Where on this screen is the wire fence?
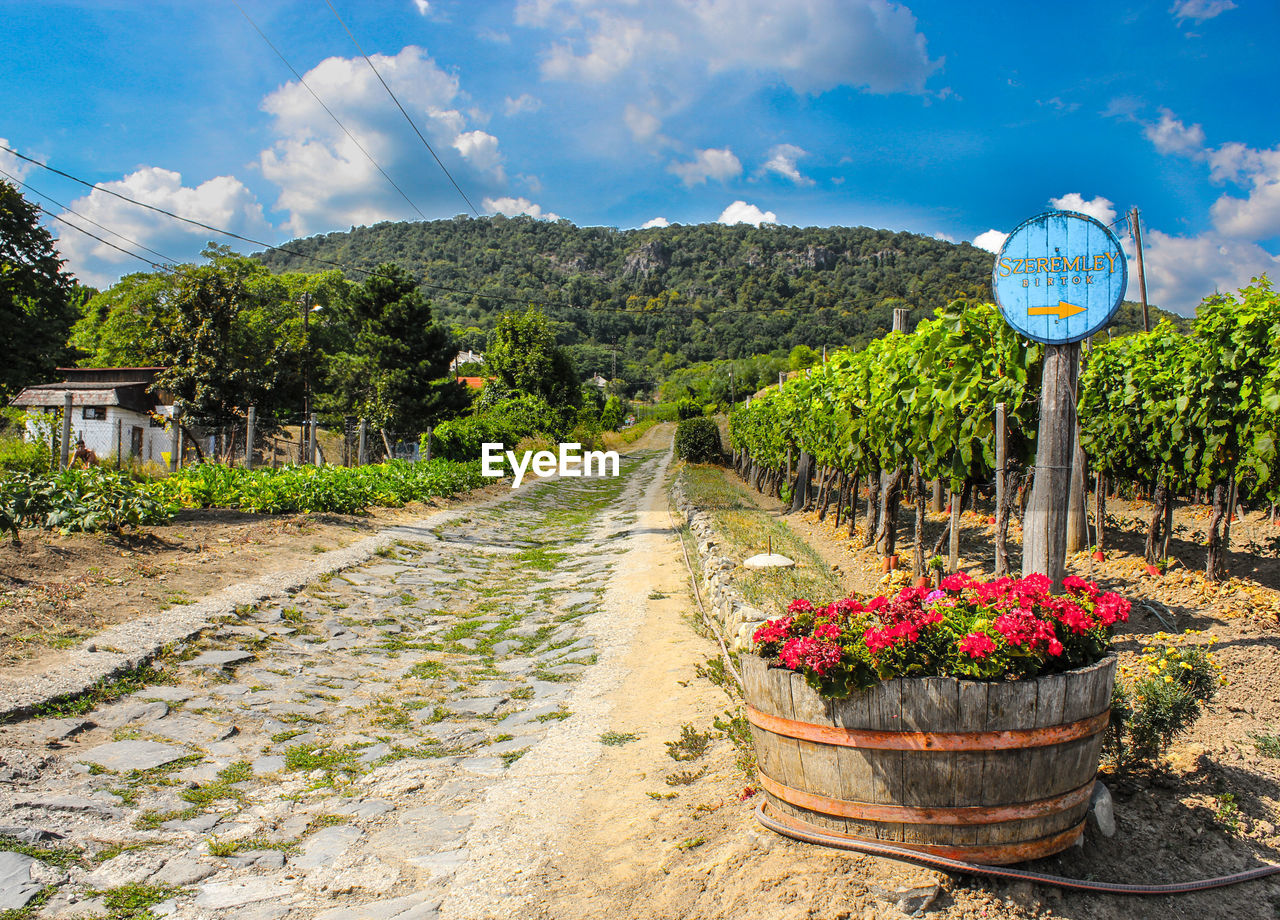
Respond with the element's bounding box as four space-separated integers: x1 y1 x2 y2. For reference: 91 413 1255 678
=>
19 406 430 474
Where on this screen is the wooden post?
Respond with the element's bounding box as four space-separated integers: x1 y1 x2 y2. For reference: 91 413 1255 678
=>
930 480 943 513
245 406 256 471
892 307 909 334
1131 207 1150 334
1022 342 1081 589
948 486 961 573
60 393 72 469
423 426 433 463
114 417 123 469
309 412 319 465
994 403 1008 577
168 409 180 472
1066 428 1088 553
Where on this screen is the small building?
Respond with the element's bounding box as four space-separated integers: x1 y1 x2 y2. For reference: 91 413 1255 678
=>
456 376 487 390
449 350 485 371
588 373 608 389
9 367 174 463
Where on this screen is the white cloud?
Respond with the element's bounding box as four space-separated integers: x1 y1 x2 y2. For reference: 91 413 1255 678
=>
1125 229 1277 314
933 231 956 243
413 0 431 14
624 104 661 142
972 229 1007 253
1144 108 1206 157
762 144 813 185
1171 0 1236 23
1049 193 1117 226
718 200 777 227
0 138 33 183
641 216 669 228
1138 108 1280 241
53 167 274 288
519 0 939 96
484 196 562 221
504 93 542 116
669 147 742 186
1210 149 1280 239
259 46 506 235
452 130 504 177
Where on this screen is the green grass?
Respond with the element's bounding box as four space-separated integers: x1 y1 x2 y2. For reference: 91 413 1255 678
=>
179 761 251 807
96 883 182 919
1250 731 1280 758
599 731 639 746
0 835 84 869
534 706 573 722
676 464 840 615
207 836 298 858
27 664 174 721
665 724 712 762
407 661 449 680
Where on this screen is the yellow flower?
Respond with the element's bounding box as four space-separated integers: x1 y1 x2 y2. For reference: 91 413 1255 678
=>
1164 676 1173 683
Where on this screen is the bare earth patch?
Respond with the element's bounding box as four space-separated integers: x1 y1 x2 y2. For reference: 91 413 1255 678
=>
0 481 508 675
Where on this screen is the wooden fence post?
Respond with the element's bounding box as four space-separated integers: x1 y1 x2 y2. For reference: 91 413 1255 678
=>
60 393 72 470
994 402 1008 577
114 417 123 469
948 486 961 573
357 419 368 466
309 412 319 465
1022 342 1081 589
168 409 180 472
245 406 256 471
423 426 432 463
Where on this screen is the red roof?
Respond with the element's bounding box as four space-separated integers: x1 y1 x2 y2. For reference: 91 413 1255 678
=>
458 376 487 389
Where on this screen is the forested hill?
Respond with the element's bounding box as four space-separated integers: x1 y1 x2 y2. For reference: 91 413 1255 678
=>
255 216 1176 385
256 217 994 370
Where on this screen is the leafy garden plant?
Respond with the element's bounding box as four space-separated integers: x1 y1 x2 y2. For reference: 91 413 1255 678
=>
1105 631 1222 771
753 573 1130 697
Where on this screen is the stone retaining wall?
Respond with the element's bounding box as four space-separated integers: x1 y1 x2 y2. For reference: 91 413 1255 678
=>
670 480 769 652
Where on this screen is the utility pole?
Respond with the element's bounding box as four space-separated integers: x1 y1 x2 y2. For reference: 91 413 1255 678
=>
301 292 313 422
1130 207 1150 333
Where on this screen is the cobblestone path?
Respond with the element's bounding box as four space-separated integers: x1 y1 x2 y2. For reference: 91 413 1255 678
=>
0 448 670 919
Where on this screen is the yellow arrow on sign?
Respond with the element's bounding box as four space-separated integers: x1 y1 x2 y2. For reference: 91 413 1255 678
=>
1028 301 1086 320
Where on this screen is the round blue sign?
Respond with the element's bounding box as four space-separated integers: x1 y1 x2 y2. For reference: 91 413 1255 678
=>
992 211 1127 345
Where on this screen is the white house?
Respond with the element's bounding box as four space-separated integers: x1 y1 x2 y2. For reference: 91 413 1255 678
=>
9 367 174 463
449 350 485 371
588 373 608 389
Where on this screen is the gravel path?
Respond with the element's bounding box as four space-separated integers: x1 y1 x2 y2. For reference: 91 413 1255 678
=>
0 447 669 919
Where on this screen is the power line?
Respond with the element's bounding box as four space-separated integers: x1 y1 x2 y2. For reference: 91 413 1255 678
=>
230 0 429 222
49 212 168 271
0 166 179 266
322 0 481 217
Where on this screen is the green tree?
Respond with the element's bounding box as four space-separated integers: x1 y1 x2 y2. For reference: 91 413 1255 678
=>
0 180 79 394
324 263 463 432
485 307 579 407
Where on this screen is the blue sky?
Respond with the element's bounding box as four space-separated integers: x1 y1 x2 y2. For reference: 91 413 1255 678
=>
3 0 1277 312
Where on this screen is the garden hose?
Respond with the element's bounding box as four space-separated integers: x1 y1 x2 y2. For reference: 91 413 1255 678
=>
755 800 1280 895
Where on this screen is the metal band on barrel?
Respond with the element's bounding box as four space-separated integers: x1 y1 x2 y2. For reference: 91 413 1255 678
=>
759 799 1086 866
745 705 1109 751
758 772 1094 826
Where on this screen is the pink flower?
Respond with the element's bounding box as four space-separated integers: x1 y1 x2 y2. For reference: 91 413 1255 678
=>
787 599 814 614
958 631 997 659
1093 593 1131 627
1062 575 1098 597
814 622 841 640
753 617 794 645
779 636 843 675
940 572 977 592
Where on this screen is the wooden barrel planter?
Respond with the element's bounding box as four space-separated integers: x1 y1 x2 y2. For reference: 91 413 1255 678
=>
743 653 1116 865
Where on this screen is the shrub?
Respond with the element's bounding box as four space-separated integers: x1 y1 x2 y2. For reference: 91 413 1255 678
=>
674 417 722 463
1105 631 1221 770
428 395 573 461
676 397 702 421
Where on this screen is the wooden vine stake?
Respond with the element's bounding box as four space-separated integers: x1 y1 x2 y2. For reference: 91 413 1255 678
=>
994 402 1008 577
